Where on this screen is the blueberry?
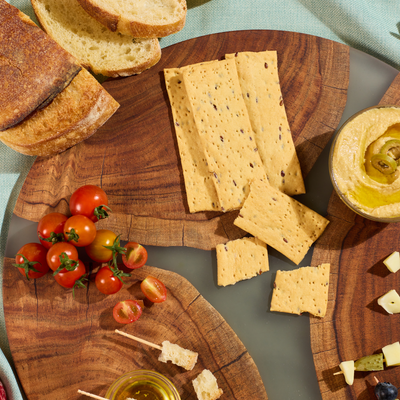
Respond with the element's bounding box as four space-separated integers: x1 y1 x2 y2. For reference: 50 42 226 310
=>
375 382 398 400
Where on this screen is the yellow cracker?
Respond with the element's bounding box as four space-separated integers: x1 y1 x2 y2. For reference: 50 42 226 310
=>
182 58 267 212
226 51 305 196
216 237 269 286
164 67 221 213
233 179 329 265
270 263 330 317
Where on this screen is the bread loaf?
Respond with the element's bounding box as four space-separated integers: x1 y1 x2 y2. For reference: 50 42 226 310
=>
76 0 187 38
30 0 161 77
0 0 81 131
0 67 119 156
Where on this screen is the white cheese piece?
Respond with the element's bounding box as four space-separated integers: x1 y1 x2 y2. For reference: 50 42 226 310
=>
339 360 355 385
383 342 400 366
377 290 400 314
383 251 400 273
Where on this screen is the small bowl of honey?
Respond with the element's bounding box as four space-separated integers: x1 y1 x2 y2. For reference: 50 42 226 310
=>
105 370 181 400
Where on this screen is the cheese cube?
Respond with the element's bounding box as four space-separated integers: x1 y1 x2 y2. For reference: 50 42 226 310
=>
339 360 354 385
382 342 400 366
383 251 400 273
377 290 400 314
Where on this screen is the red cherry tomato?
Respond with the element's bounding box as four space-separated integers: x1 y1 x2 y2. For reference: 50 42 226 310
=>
37 212 68 249
69 185 110 222
113 300 142 324
95 265 123 295
122 242 148 269
14 243 49 279
63 215 96 247
46 242 79 273
140 276 167 303
54 259 86 289
85 229 117 263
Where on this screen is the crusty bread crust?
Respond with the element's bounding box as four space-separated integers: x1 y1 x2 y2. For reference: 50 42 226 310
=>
30 0 161 77
0 68 119 156
0 0 81 131
76 0 187 38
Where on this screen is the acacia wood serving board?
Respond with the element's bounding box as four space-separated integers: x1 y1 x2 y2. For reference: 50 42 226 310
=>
13 30 349 250
310 73 400 399
2 258 267 400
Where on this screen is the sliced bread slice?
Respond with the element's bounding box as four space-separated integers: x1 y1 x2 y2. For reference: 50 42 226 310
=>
76 0 187 38
0 67 119 156
0 0 81 131
30 0 161 77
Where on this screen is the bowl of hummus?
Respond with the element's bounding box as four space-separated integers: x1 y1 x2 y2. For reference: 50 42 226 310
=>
329 105 400 222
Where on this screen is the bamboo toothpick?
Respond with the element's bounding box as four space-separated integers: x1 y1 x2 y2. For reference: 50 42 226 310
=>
115 329 162 350
77 389 108 400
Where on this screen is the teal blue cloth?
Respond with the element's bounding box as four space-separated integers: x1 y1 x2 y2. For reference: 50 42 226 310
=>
2 0 400 398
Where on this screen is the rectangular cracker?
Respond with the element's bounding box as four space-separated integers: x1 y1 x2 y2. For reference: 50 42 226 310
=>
233 179 329 265
216 237 269 286
270 263 330 317
164 67 221 213
182 58 267 211
226 51 305 196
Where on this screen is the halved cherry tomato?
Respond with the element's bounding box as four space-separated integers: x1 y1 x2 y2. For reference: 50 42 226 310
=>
37 212 68 249
69 185 110 222
85 229 118 263
95 265 124 295
122 242 148 269
140 276 167 303
14 243 49 280
54 259 86 290
113 300 142 324
63 215 96 247
46 242 79 274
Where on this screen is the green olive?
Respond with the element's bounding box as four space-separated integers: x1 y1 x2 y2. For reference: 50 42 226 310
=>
354 353 384 371
371 153 397 175
380 139 400 165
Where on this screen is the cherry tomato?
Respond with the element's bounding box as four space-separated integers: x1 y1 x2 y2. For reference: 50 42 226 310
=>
122 242 148 269
69 185 110 222
85 229 118 263
37 212 68 249
140 276 167 303
113 300 142 324
46 242 79 273
63 215 96 247
14 243 49 279
54 259 86 289
95 265 123 295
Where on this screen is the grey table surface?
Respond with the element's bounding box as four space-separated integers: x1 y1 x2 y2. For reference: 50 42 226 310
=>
5 47 399 400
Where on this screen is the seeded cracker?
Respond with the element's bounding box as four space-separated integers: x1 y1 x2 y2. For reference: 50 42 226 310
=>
164 67 221 212
182 58 267 211
216 237 269 286
226 51 305 196
234 179 329 265
270 263 330 317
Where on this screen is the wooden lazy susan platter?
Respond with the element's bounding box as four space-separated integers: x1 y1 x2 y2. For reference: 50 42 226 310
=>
13 30 349 250
310 75 400 399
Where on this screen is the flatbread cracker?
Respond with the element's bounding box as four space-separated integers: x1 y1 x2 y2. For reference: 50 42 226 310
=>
164 67 221 213
226 51 305 195
270 263 330 317
234 179 329 264
183 58 267 211
216 237 269 286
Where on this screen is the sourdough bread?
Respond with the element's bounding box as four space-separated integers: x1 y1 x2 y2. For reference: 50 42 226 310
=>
0 67 119 156
30 0 161 77
192 369 223 400
76 0 187 38
0 0 81 131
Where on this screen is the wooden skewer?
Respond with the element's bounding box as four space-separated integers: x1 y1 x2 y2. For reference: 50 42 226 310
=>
115 329 162 350
77 389 108 400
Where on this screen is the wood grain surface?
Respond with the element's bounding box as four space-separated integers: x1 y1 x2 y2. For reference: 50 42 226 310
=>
13 30 349 250
310 73 400 399
3 258 267 400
